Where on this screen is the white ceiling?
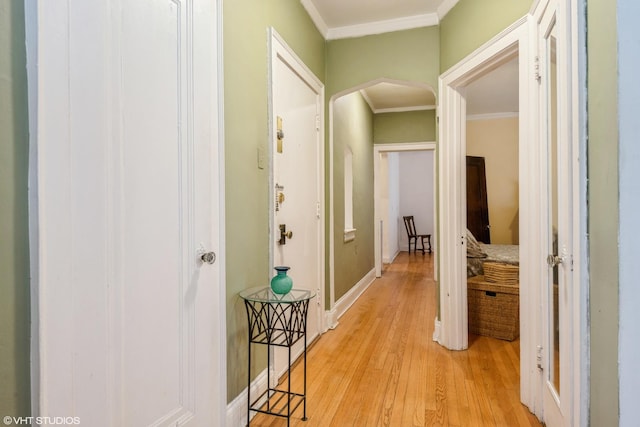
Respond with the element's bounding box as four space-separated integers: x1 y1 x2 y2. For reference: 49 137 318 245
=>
303 0 519 116
466 57 519 118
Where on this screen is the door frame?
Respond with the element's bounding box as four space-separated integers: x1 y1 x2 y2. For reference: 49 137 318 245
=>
534 0 588 424
267 28 326 334
373 142 437 277
437 14 541 411
25 0 227 423
538 0 573 423
437 3 587 424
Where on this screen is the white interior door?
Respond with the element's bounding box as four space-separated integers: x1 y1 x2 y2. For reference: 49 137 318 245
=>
269 31 324 380
28 1 224 425
539 0 573 425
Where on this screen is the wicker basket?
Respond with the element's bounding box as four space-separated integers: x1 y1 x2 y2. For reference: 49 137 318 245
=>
483 262 519 285
468 275 519 341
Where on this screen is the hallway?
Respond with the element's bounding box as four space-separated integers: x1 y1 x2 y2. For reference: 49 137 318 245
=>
250 252 541 426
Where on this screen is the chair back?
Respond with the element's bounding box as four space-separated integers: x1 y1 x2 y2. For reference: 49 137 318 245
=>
403 216 417 238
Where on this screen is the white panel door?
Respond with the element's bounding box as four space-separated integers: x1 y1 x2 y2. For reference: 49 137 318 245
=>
29 0 224 426
269 31 324 379
538 0 573 425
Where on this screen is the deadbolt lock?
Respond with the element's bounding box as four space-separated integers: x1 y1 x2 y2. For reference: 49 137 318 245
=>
279 224 293 245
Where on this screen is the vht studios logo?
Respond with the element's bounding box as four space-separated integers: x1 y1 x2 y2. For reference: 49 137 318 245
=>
3 416 81 425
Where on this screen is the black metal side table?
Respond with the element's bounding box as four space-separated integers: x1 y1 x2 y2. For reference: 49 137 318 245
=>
239 287 316 427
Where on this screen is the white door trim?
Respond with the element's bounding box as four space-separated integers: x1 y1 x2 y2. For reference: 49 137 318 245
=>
437 16 544 415
439 5 588 423
533 0 588 425
570 1 589 425
267 28 326 334
438 15 528 347
214 0 228 421
373 142 437 277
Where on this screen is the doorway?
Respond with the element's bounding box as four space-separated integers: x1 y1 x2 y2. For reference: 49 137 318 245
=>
373 143 436 278
465 55 521 246
437 2 586 423
436 14 541 411
328 79 436 324
465 156 491 244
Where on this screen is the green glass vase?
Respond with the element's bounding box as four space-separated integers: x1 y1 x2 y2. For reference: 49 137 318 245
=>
270 266 293 294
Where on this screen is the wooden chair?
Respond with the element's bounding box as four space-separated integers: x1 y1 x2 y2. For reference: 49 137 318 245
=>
403 216 432 254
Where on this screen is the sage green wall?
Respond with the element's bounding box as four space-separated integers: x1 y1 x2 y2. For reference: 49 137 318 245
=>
587 0 619 424
439 0 533 72
333 93 374 301
223 0 325 402
373 110 436 144
0 0 31 419
326 27 439 99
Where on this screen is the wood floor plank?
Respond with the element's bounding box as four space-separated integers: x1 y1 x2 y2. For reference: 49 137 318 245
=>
248 253 542 427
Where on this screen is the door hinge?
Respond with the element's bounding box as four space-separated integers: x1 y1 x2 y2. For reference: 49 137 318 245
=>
534 56 542 83
316 202 321 219
315 114 320 130
537 345 544 371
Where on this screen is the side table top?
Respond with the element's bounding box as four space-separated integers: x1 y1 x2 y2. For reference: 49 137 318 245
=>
239 287 316 303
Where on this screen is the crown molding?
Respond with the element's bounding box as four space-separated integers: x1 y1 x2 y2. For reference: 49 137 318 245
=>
376 105 437 114
302 0 461 41
359 89 375 112
437 0 460 20
326 13 439 40
301 0 329 38
359 89 436 114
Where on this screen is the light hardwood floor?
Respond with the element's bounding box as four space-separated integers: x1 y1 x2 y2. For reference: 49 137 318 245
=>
250 252 542 426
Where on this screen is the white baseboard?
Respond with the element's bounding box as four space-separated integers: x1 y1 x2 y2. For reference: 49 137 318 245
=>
226 368 269 427
324 307 339 330
383 250 400 264
325 268 376 329
432 316 441 342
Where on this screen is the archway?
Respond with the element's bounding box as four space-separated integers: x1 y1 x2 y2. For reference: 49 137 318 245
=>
327 79 437 327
